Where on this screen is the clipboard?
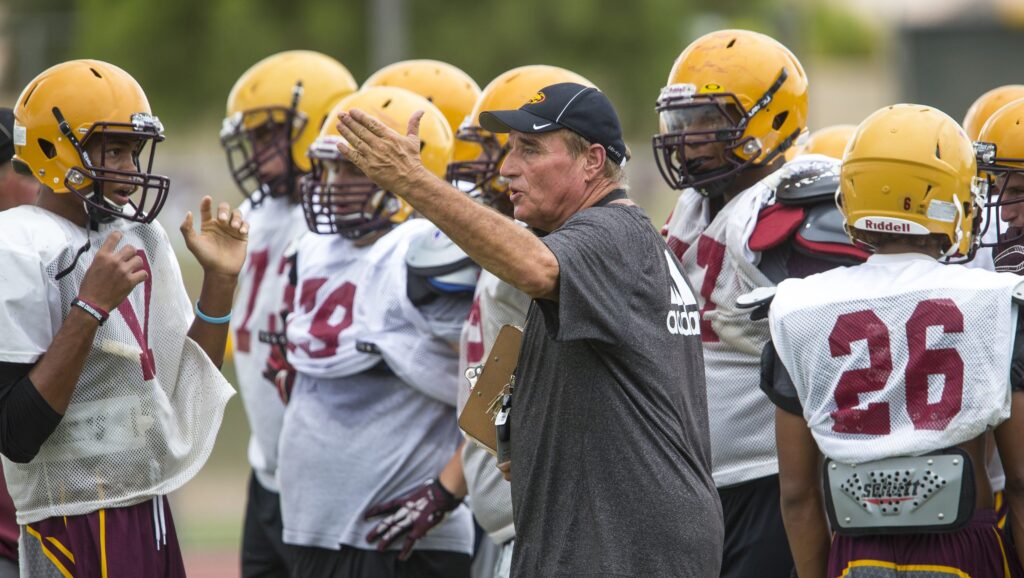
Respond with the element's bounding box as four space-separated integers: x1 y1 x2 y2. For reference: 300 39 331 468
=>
459 324 522 455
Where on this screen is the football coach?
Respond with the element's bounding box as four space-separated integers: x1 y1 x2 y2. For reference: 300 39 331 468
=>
335 82 723 577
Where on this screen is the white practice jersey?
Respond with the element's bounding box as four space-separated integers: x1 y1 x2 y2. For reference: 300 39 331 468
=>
457 270 531 543
664 156 840 487
286 219 458 404
0 206 234 524
229 197 308 492
769 253 1021 464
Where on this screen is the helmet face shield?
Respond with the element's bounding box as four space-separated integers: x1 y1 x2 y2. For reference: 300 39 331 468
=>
69 114 170 224
221 105 307 206
652 88 759 196
444 125 513 214
301 142 402 239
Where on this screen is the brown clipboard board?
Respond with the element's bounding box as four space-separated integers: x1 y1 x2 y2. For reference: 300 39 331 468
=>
459 324 522 455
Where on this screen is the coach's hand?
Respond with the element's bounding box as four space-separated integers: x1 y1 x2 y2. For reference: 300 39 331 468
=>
364 478 462 560
79 231 148 311
335 109 433 200
180 196 248 278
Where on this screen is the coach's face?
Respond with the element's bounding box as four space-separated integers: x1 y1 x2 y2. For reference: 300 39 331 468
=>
499 130 588 232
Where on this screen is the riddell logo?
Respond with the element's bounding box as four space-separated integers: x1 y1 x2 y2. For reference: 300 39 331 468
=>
862 219 911 233
664 251 701 337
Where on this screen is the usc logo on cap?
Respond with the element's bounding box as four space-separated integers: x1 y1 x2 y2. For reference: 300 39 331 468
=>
527 92 546 105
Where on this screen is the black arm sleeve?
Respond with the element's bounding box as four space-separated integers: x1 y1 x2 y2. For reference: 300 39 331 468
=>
1011 315 1024 393
0 362 63 463
759 341 803 416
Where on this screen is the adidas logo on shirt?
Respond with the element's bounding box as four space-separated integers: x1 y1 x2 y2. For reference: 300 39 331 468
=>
664 250 701 337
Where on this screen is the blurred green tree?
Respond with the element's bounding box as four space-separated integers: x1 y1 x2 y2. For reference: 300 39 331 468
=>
6 0 877 138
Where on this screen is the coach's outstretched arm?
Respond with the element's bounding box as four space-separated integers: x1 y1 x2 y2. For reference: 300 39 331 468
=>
335 109 568 301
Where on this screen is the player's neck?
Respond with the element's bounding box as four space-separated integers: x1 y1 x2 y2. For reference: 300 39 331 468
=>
721 160 784 205
36 187 89 228
874 242 941 258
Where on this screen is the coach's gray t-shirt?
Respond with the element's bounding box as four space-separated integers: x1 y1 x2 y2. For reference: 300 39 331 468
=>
510 203 723 577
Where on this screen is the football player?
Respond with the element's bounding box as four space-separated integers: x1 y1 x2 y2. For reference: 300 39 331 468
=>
766 103 1024 576
978 97 1024 273
279 86 476 578
220 49 357 578
654 29 867 578
2 59 243 577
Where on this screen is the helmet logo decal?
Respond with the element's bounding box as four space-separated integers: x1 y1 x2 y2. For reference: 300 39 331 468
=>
854 217 930 235
527 92 545 105
699 83 722 93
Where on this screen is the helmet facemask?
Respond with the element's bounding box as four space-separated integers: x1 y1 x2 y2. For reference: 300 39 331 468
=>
301 138 407 239
444 126 514 215
975 142 1024 254
652 71 799 197
221 84 308 207
59 109 170 224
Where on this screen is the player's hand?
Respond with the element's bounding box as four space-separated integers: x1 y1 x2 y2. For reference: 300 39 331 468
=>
180 196 248 278
262 341 296 404
497 460 511 482
79 231 148 311
335 109 433 200
363 478 462 560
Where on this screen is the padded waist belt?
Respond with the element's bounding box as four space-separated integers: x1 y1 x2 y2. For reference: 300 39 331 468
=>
824 449 976 535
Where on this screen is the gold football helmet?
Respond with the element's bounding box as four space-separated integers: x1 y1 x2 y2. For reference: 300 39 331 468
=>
222 50 358 205
840 104 984 258
444 65 593 214
974 97 1024 248
653 29 808 196
363 60 481 162
300 87 453 238
962 85 1024 141
785 124 856 161
13 59 169 223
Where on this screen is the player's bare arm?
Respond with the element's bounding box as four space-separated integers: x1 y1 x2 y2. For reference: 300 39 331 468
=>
335 109 560 301
775 408 828 578
181 195 249 367
995 392 1024 562
27 231 148 414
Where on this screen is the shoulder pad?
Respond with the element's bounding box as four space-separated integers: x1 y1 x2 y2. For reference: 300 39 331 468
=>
775 158 841 207
793 203 869 263
407 227 479 305
736 286 777 321
1013 281 1024 306
749 204 805 252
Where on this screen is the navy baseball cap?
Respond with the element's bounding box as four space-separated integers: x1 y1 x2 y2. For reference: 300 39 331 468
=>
0 108 14 165
479 82 628 166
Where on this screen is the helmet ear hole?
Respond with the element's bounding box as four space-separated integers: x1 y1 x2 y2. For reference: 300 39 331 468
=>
772 111 788 131
37 138 57 159
12 159 32 176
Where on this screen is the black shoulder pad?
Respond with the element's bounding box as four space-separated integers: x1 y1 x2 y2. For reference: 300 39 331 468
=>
799 203 853 247
776 164 841 207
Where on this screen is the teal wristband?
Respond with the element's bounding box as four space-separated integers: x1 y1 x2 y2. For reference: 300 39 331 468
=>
195 300 232 324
